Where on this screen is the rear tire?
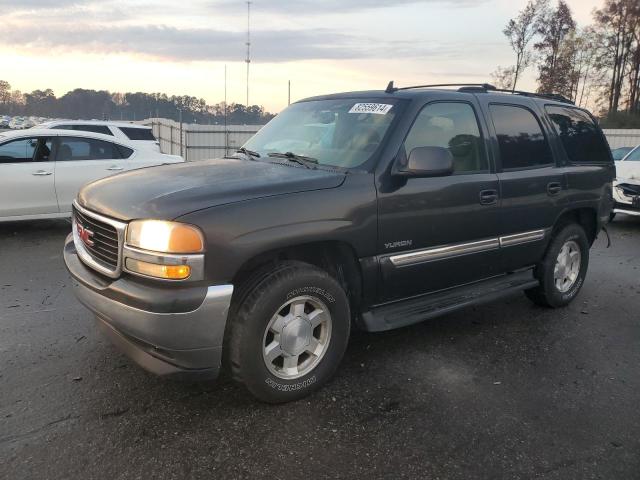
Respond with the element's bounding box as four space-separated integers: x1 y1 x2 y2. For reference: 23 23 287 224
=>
227 261 350 403
525 223 589 308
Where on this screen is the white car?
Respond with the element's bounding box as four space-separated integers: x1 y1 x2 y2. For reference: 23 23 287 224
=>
612 145 640 219
37 120 161 152
0 129 183 222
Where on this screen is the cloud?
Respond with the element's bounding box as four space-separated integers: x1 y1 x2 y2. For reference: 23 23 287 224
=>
213 0 486 14
0 22 484 63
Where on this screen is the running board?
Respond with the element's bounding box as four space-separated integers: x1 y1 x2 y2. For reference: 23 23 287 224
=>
360 270 538 332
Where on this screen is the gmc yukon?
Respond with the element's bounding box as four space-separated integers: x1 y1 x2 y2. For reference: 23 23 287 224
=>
64 83 615 403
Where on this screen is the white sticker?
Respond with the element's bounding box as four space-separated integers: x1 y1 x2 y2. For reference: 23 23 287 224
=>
349 103 393 115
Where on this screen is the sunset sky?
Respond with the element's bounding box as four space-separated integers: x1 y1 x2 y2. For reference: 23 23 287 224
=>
0 0 604 112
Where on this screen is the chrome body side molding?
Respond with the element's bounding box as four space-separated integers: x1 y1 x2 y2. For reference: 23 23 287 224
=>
389 229 547 267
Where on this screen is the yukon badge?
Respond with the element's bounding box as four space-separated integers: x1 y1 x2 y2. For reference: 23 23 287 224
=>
384 240 413 250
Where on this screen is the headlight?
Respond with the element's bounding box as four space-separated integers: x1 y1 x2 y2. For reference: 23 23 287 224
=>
124 220 205 281
127 220 204 253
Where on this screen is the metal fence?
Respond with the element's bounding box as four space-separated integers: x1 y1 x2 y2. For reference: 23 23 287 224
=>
602 129 640 149
146 118 262 161
146 119 640 161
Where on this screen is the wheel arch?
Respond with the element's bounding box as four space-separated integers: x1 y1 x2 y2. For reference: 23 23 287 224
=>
552 207 598 245
231 240 364 317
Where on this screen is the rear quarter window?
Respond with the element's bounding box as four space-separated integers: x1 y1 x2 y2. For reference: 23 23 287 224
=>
120 127 156 141
545 105 611 164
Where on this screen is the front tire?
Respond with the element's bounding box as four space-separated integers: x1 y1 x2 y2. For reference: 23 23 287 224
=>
227 261 350 403
525 223 589 308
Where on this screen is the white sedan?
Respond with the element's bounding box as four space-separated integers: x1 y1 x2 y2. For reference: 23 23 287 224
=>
0 129 183 222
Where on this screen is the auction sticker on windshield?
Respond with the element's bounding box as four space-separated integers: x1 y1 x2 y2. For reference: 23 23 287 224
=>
349 103 393 115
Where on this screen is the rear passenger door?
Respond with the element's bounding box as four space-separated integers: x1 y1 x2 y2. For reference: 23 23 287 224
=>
53 136 129 213
479 99 566 271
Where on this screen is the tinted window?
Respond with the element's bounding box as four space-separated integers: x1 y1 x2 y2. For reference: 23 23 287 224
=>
404 102 488 173
52 124 113 136
120 127 156 141
56 137 121 161
545 106 610 163
0 138 39 163
624 147 640 161
116 144 134 159
490 104 553 170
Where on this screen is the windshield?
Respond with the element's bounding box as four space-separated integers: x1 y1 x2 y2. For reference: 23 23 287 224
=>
243 98 400 169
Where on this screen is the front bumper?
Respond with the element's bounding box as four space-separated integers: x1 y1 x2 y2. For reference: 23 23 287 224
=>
613 182 640 216
63 234 234 379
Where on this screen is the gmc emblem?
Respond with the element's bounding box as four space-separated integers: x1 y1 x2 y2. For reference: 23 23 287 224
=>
76 223 95 247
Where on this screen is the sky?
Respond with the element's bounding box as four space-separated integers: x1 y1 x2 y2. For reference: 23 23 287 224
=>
0 0 604 113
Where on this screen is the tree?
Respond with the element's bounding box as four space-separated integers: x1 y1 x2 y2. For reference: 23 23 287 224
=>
593 0 640 113
0 80 11 105
503 0 548 91
491 66 516 89
534 0 577 96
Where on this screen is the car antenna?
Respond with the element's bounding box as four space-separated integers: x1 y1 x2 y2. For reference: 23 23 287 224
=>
385 81 397 93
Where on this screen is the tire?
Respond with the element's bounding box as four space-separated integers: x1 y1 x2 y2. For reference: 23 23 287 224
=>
525 223 589 308
227 261 350 403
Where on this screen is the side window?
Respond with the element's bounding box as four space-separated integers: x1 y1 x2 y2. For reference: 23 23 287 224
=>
51 125 75 130
404 102 488 174
56 137 121 161
490 104 554 170
116 144 134 159
545 106 611 164
0 138 38 163
74 125 113 136
33 138 53 162
120 127 156 141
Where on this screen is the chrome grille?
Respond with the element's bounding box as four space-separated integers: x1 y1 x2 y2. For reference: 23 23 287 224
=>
72 201 127 278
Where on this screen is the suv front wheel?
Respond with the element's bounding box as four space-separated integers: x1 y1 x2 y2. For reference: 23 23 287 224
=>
227 261 350 403
525 223 590 308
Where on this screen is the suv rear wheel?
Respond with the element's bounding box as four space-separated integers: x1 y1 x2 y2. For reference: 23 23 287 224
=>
227 261 350 403
525 223 589 308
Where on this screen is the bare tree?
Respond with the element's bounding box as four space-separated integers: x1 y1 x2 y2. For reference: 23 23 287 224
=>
490 66 517 89
593 0 640 113
503 0 548 91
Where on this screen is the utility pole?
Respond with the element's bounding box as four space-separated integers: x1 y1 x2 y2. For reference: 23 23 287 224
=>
245 1 251 108
224 64 228 156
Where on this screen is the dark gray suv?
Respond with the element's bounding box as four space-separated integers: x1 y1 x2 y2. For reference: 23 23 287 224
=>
64 83 615 403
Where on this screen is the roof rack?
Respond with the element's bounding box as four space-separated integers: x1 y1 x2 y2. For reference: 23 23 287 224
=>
384 81 574 105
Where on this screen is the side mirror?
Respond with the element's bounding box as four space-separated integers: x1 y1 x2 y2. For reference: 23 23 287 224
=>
395 146 454 177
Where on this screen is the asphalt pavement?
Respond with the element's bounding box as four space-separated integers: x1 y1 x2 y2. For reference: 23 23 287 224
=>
1 217 639 479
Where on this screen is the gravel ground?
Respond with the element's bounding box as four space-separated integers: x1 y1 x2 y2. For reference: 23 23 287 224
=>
1 217 639 479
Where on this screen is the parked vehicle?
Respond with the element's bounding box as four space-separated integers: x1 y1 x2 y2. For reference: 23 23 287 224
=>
611 147 633 161
0 129 183 222
38 120 160 152
64 83 614 403
612 145 640 219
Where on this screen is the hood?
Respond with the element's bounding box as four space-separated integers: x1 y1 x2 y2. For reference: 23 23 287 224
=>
78 158 346 221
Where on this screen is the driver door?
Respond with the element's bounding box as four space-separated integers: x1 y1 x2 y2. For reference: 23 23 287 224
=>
376 101 502 302
0 136 57 218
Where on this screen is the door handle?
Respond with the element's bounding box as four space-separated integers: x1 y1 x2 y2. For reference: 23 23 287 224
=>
107 166 124 171
479 189 498 205
32 170 52 176
547 182 562 196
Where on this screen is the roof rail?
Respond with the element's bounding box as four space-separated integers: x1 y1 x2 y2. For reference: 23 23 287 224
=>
384 81 574 104
385 81 496 93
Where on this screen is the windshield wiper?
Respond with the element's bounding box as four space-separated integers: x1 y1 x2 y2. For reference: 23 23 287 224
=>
235 147 261 159
268 151 318 169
